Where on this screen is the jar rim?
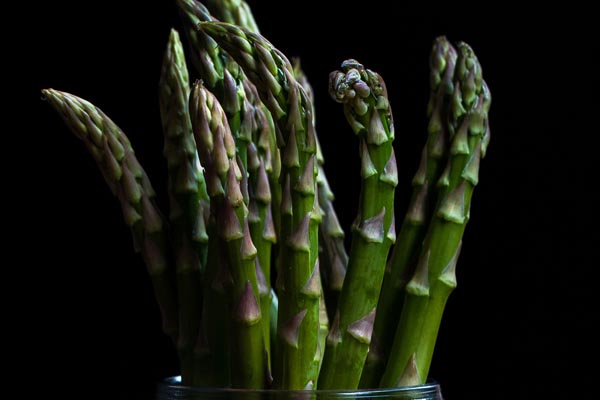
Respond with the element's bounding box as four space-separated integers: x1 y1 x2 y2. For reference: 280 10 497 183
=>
158 376 441 396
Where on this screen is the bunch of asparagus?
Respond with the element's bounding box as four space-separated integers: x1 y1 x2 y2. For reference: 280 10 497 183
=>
43 0 491 390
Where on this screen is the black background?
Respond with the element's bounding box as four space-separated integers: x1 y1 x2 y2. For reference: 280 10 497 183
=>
15 1 597 399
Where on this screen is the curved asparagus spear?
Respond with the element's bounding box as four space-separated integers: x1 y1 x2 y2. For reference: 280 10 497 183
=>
190 81 267 388
380 42 491 387
360 37 457 388
200 21 320 390
318 60 397 390
42 89 178 340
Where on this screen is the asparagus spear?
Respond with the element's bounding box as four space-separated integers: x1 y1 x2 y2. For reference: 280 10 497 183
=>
380 42 491 386
42 89 179 341
360 37 457 388
317 60 397 389
200 21 320 390
293 59 348 321
159 28 209 385
190 81 267 388
247 140 276 376
176 1 278 366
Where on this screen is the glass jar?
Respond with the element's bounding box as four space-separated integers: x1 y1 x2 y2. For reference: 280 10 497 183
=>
156 376 443 400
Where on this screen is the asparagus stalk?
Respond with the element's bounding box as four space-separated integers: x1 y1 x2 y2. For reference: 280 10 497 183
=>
317 60 397 390
380 42 491 386
360 37 457 388
42 89 179 341
159 28 209 385
244 80 283 296
177 2 279 367
200 21 320 390
247 141 276 376
293 59 348 321
190 81 267 388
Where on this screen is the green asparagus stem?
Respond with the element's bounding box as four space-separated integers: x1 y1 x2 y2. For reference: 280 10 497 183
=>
293 58 348 321
317 270 329 375
194 221 231 386
190 81 266 388
42 89 179 341
360 37 457 388
159 28 208 385
318 60 397 390
200 21 320 389
204 0 260 33
380 42 491 386
247 141 276 377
